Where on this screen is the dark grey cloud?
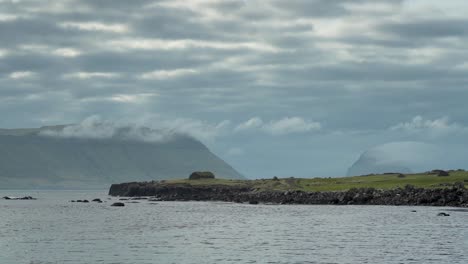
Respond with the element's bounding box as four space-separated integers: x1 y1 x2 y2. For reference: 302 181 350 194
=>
380 19 468 38
272 0 350 17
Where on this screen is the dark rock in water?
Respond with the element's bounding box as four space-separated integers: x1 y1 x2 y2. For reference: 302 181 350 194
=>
111 202 125 207
119 198 128 200
92 198 102 202
189 171 215 180
437 212 450 216
411 210 417 212
2 196 37 200
249 200 259 205
76 199 89 203
70 200 76 202
83 200 89 203
130 197 148 200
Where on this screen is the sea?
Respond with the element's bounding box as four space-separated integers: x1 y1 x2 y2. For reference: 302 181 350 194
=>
1 190 467 264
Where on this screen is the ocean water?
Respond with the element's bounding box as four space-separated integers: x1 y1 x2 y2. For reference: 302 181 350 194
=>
1 190 467 264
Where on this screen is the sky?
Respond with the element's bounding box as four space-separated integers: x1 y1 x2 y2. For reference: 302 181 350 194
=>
1 0 468 178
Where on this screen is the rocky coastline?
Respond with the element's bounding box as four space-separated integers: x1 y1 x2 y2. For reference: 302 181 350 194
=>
109 181 468 207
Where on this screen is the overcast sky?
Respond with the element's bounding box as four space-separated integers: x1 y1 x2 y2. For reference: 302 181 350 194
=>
1 0 468 178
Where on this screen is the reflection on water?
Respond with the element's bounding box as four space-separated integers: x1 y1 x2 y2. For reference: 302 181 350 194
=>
1 190 467 264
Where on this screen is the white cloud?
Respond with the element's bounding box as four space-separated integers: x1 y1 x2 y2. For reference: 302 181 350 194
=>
390 116 464 135
63 72 119 79
106 38 282 52
59 22 129 33
140 68 198 80
0 49 9 57
41 116 117 139
17 45 82 57
110 93 158 104
235 117 264 132
9 71 36 79
157 118 231 142
236 116 321 135
264 117 322 135
52 48 81 57
41 115 231 143
0 13 18 21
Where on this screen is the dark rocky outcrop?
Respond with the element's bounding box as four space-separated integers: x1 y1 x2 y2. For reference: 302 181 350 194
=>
111 202 125 207
189 171 215 180
109 182 468 207
431 170 450 177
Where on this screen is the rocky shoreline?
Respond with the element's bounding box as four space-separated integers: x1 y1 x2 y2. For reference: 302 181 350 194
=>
109 182 468 207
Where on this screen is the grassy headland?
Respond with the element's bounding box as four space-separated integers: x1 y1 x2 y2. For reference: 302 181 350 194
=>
156 170 468 192
109 170 468 206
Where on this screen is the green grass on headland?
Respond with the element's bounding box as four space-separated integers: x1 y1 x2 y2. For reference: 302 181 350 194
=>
160 170 468 192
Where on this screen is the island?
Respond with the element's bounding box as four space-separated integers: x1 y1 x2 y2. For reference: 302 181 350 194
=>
109 170 468 207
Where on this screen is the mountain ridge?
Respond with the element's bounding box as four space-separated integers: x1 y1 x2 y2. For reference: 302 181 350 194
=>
0 125 244 189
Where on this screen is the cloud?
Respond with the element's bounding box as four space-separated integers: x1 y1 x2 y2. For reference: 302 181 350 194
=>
105 38 282 52
59 22 130 33
63 72 120 79
347 141 441 176
264 117 322 135
1 0 468 177
140 68 198 80
40 115 231 143
52 48 81 57
235 117 264 132
236 117 321 135
109 93 157 104
379 19 468 39
9 71 36 79
390 116 463 134
39 116 173 142
155 118 231 142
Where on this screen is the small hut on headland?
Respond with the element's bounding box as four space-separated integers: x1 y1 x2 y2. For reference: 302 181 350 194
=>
189 171 215 180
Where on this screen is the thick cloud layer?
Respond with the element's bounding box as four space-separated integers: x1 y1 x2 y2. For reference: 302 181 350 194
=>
1 0 468 177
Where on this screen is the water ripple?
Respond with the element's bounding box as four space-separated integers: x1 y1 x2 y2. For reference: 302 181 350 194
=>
1 191 467 264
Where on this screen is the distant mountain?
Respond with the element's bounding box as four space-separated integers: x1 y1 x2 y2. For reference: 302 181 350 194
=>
0 125 244 189
347 141 439 176
347 155 413 176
